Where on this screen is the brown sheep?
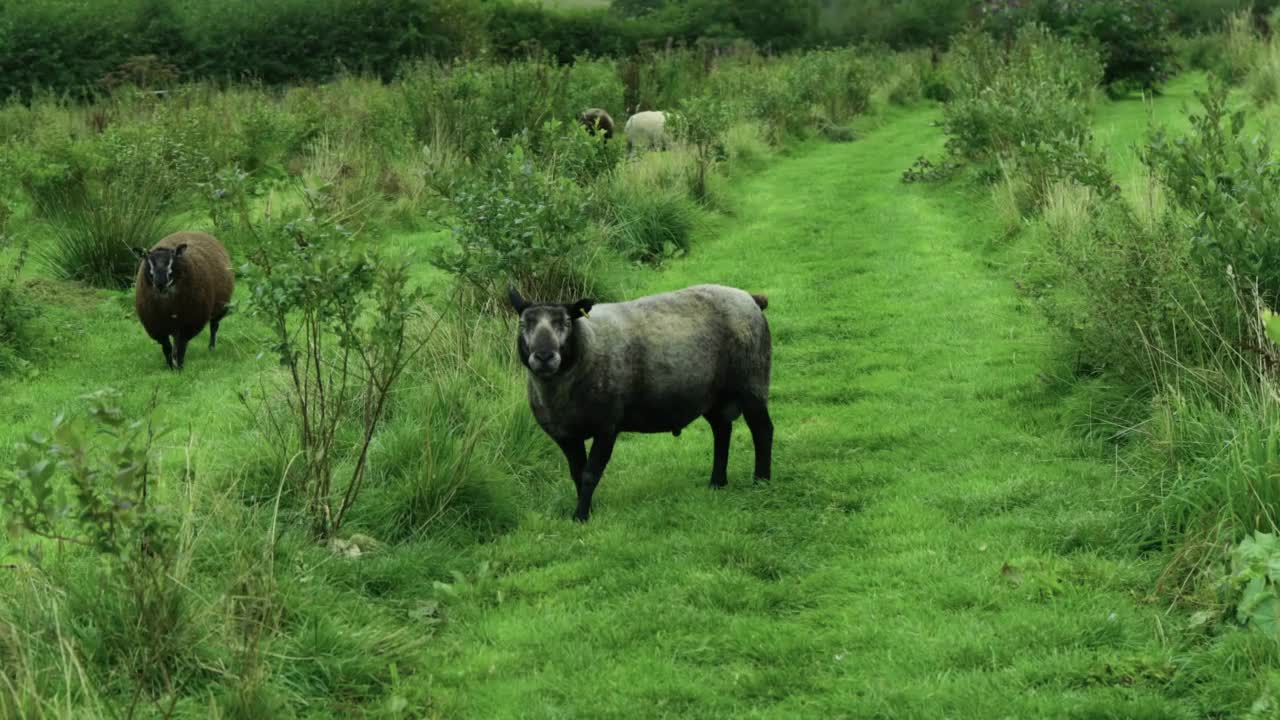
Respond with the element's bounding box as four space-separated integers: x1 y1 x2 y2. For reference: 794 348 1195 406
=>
134 231 234 370
579 108 614 140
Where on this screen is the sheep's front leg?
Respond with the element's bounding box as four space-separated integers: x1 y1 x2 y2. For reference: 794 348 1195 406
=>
173 334 190 370
158 337 175 370
576 432 617 522
555 438 587 493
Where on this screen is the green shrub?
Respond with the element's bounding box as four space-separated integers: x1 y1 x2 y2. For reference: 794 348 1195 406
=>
978 0 1175 93
945 25 1102 163
931 25 1113 209
0 0 488 100
2 391 200 699
431 138 604 303
1249 40 1280 106
1143 83 1280 306
1217 10 1263 84
535 117 624 187
0 233 33 374
1035 187 1228 384
1065 0 1175 93
622 49 709 117
400 56 575 167
1174 32 1228 73
239 209 429 540
671 93 734 202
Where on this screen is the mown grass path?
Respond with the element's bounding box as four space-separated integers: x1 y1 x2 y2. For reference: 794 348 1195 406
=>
421 105 1201 719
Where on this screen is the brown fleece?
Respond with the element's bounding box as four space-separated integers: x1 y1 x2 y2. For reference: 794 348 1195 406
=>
134 231 234 343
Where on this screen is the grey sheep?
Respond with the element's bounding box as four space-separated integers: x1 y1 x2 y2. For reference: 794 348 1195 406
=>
134 231 234 370
579 108 614 140
508 283 774 522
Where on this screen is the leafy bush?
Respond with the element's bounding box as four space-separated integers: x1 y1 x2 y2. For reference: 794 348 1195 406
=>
0 0 488 100
2 391 197 700
1227 532 1280 641
1216 10 1263 84
945 25 1102 162
930 25 1113 209
1250 39 1280 107
534 118 623 188
0 234 33 374
1142 83 1280 306
671 93 733 202
240 209 429 539
978 0 1175 93
1034 188 1225 383
431 139 602 302
1063 0 1175 93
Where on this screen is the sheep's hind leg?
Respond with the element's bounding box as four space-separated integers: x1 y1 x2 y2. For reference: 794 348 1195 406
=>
576 432 617 522
705 414 732 488
741 395 773 481
209 320 220 351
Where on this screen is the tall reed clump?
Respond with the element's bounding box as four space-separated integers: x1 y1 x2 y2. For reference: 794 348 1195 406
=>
36 181 173 289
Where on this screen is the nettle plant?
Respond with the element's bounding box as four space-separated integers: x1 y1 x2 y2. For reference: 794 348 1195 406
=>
1226 532 1280 642
240 206 430 539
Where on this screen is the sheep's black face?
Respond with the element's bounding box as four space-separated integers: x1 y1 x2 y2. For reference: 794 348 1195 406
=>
519 306 574 378
139 244 187 294
508 287 593 379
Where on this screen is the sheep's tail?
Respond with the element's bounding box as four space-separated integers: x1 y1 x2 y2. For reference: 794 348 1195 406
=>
751 294 769 311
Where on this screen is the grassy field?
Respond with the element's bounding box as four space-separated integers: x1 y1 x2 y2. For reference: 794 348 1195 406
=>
3 69 1276 716
410 78 1260 718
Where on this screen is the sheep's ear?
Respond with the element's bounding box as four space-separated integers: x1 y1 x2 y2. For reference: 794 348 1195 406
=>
507 285 529 315
568 299 594 320
173 243 188 259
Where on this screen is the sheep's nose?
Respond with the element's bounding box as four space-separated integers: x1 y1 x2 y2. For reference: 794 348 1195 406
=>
533 351 555 363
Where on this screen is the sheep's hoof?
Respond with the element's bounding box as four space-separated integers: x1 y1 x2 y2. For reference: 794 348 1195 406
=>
572 512 590 523
709 478 728 489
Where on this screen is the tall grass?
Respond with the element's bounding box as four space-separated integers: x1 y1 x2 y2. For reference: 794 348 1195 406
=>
37 180 172 289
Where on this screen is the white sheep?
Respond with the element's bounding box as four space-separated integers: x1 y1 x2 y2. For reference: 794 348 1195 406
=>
624 110 669 153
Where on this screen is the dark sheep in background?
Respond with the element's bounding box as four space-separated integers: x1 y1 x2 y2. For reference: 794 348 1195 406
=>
134 231 234 370
579 108 614 139
508 283 774 522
